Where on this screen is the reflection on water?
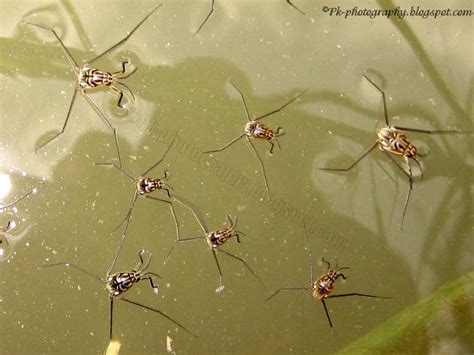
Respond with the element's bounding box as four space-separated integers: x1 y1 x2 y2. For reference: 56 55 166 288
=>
0 172 12 199
0 0 472 354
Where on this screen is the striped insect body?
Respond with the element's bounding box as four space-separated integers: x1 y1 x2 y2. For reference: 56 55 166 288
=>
106 250 160 297
206 228 234 248
137 177 164 195
312 269 345 300
78 64 114 90
377 127 417 158
244 121 275 141
206 217 238 248
106 271 140 296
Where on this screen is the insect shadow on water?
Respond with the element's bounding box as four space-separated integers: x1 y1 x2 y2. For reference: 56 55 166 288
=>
203 80 307 199
265 219 391 328
21 3 163 167
1 189 36 233
165 199 265 291
196 1 305 33
94 133 183 260
41 240 197 341
319 74 471 229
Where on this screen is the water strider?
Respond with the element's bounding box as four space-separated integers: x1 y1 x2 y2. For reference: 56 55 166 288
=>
42 239 196 342
165 198 265 291
203 80 307 199
22 3 163 167
320 74 471 229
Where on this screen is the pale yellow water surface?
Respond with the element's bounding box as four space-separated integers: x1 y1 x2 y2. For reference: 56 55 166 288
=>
0 0 472 354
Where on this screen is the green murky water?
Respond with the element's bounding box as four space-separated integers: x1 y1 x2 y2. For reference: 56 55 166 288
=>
1 0 472 354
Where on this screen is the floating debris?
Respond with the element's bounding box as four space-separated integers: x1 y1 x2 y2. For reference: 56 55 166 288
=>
104 339 121 355
166 335 176 354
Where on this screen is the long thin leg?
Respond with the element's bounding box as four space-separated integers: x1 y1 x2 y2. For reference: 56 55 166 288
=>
35 87 79 153
172 195 209 235
88 3 163 64
363 74 389 126
382 152 414 230
321 257 331 272
287 0 306 15
254 89 308 121
164 236 204 263
109 191 138 235
302 216 309 246
141 276 160 291
308 251 314 285
217 249 266 289
400 157 413 230
142 271 162 280
230 80 252 121
275 127 284 137
319 141 378 171
116 68 138 80
134 249 146 270
21 21 79 73
41 262 104 282
1 189 35 209
271 138 282 154
82 91 123 168
111 61 137 79
116 82 135 102
109 85 125 109
144 195 180 244
302 217 314 285
227 215 235 228
321 299 333 328
196 0 215 34
268 141 276 155
382 151 410 178
118 297 197 337
393 126 472 134
203 134 245 154
336 267 350 274
265 287 310 302
246 137 271 199
210 248 222 273
107 233 127 277
162 185 173 198
111 82 137 109
142 133 178 176
327 293 391 299
109 297 114 339
143 195 172 204
94 162 135 182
